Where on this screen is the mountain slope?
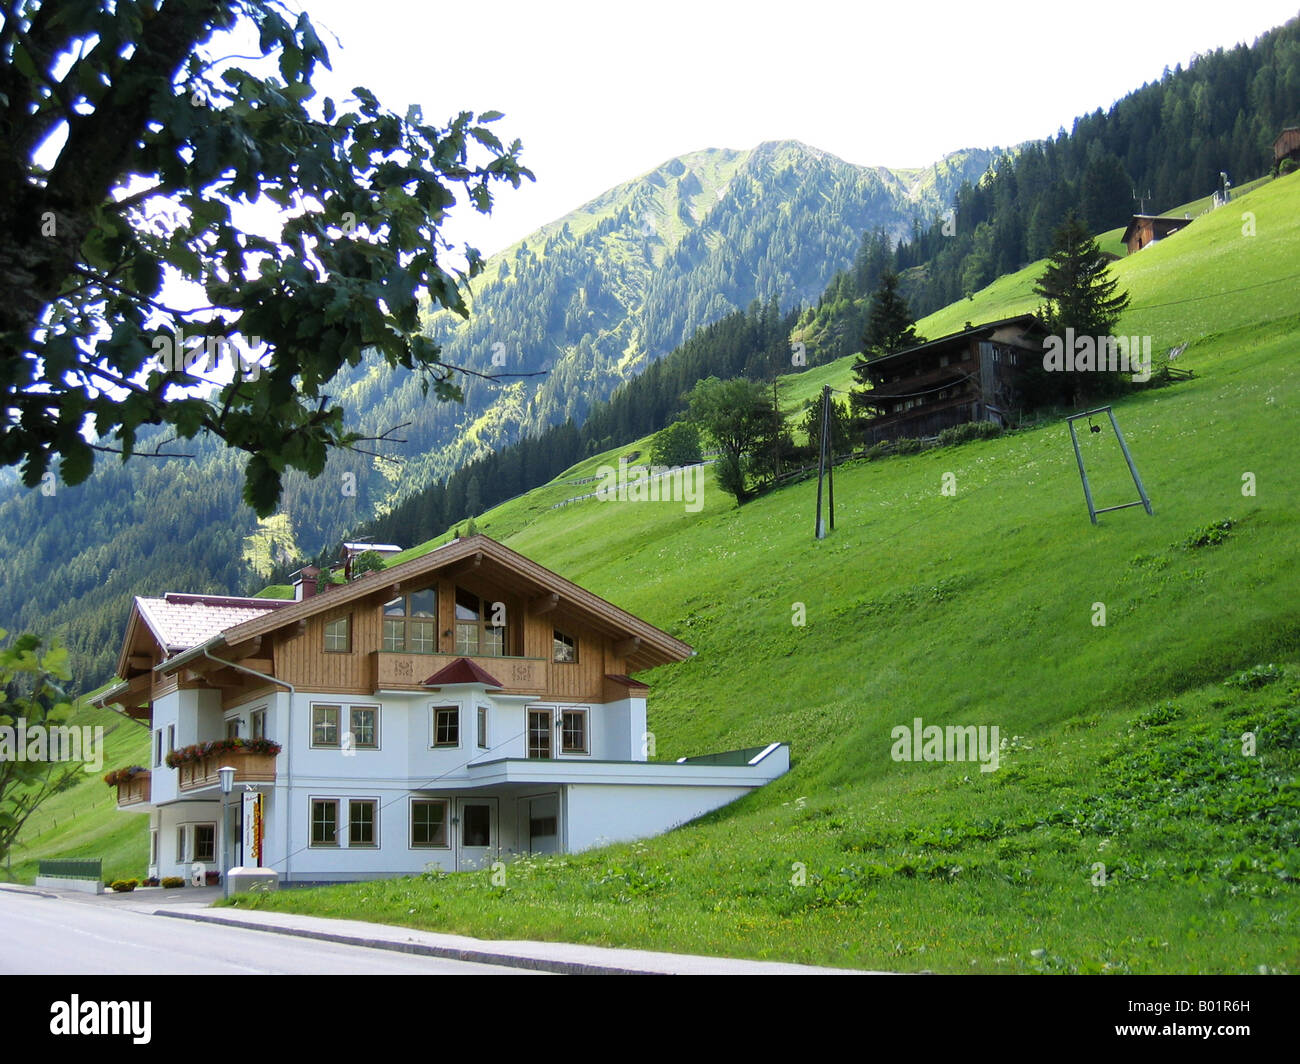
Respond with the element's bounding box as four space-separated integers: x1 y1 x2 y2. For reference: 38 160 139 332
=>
0 141 993 691
206 172 1300 973
343 140 996 489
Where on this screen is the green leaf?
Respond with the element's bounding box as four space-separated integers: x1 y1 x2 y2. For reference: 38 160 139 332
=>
129 252 163 295
242 453 283 517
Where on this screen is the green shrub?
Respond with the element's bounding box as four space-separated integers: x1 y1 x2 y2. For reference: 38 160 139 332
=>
161 876 185 889
714 453 747 503
1181 519 1233 549
864 441 891 461
937 420 1003 447
893 437 924 455
110 879 138 893
650 422 702 467
1137 701 1181 728
1223 663 1286 690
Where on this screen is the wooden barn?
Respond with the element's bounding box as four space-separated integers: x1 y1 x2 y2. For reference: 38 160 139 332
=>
1274 126 1300 169
1120 214 1192 255
856 314 1048 443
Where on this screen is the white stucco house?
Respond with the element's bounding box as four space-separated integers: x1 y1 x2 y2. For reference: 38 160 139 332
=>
96 534 788 883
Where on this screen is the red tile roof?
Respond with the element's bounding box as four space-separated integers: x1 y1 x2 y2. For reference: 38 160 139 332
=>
135 594 286 652
421 658 505 689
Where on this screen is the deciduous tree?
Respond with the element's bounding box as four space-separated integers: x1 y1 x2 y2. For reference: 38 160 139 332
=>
0 0 531 515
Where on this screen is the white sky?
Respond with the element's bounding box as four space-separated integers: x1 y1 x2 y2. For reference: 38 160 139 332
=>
295 0 1300 258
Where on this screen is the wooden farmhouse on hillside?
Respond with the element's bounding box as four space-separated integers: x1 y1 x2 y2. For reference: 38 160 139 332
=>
1274 126 1300 170
856 314 1048 443
94 534 788 885
1120 213 1192 254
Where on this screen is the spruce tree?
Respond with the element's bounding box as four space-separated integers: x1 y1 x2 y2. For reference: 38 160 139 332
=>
1030 211 1133 404
1032 211 1130 336
861 271 924 360
851 271 925 396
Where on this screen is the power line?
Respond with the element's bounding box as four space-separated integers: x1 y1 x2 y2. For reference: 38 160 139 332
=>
1123 271 1300 312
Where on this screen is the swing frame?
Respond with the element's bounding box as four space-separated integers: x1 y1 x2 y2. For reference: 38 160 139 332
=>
1065 406 1153 525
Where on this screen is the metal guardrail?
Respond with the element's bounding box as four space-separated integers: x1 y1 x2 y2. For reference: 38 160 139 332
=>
37 858 103 880
675 745 772 767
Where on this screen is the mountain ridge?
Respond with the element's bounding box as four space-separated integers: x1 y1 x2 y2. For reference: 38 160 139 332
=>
0 138 995 690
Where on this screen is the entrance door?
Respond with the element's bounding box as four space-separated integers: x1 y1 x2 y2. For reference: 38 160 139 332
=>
455 797 498 870
527 708 553 759
524 794 559 855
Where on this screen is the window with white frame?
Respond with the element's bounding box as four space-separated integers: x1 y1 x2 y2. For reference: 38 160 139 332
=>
193 823 216 863
553 629 577 664
561 709 588 754
323 615 352 653
454 588 505 656
311 798 339 846
382 588 437 653
433 705 459 748
251 708 267 741
349 799 378 847
312 704 378 749
312 704 340 748
349 706 378 749
477 705 489 749
411 799 449 848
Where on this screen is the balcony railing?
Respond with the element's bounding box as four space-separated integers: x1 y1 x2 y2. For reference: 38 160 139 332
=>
104 767 150 809
372 651 547 693
115 773 151 808
176 748 278 793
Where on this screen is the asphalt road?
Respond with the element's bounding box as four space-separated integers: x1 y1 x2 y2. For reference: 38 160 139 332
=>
0 889 542 975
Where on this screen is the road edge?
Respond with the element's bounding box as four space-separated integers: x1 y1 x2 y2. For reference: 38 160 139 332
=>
154 909 663 975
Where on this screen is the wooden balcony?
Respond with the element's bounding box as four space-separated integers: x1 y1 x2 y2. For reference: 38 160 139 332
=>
372 651 547 694
864 358 974 399
114 774 151 809
177 749 278 793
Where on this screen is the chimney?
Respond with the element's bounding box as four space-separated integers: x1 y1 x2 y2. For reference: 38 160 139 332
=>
293 566 320 601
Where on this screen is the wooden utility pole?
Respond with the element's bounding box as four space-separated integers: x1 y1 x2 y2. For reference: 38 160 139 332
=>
814 385 831 539
827 390 835 534
772 378 781 482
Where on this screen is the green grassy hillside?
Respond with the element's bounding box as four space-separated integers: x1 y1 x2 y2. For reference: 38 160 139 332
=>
3 700 150 884
220 173 1300 972
21 173 1297 972
787 172 1300 399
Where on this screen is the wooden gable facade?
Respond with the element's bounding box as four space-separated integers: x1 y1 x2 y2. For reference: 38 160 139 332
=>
857 315 1047 443
1120 214 1191 255
100 534 693 721
1274 126 1300 169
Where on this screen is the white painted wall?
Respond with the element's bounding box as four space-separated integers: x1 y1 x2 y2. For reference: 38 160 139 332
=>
149 690 178 805
142 679 783 882
563 783 753 852
151 799 222 881
600 696 647 760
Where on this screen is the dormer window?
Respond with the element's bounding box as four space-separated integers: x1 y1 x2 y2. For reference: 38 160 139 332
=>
382 588 436 653
324 615 351 653
553 629 577 663
455 588 505 657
